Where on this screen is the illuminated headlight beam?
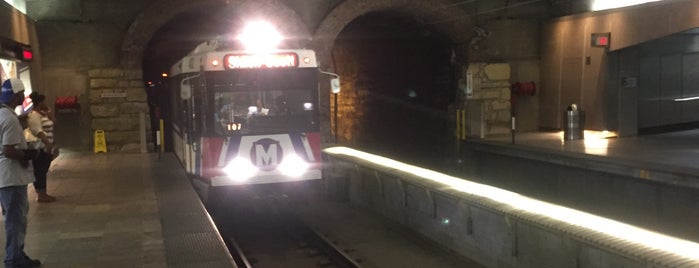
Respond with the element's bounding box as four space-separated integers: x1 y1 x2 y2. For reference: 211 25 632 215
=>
223 157 258 182
277 154 309 177
323 146 699 261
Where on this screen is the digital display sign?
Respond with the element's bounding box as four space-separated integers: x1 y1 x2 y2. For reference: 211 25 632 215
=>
224 53 298 69
591 33 611 48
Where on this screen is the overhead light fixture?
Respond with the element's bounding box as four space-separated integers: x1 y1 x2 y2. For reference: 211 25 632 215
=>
592 0 663 11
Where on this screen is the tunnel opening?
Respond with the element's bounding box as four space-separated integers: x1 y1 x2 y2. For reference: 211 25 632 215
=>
332 10 456 170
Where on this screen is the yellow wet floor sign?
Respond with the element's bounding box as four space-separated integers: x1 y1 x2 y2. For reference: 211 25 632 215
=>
94 130 107 153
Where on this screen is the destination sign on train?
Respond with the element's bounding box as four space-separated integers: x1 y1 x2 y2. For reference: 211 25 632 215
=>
224 53 298 69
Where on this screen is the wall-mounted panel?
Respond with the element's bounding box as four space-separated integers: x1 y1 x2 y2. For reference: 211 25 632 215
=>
638 57 660 128
681 53 699 122
660 55 683 125
605 52 619 131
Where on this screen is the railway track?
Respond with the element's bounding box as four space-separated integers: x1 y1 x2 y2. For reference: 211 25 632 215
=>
212 185 361 268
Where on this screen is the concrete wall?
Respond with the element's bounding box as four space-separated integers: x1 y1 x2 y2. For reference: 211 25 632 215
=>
1 1 32 44
322 148 697 267
540 0 699 134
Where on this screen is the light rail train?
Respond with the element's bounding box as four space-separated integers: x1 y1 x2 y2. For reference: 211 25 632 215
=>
168 22 332 198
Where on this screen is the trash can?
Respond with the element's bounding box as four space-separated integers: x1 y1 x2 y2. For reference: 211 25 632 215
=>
564 104 584 140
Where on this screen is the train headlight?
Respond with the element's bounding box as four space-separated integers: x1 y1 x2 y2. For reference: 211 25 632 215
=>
277 154 309 177
223 157 258 181
237 21 283 53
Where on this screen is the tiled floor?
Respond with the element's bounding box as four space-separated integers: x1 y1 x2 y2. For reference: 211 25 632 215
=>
0 151 233 268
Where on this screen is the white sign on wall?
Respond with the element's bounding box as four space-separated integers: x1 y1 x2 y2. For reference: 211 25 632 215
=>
101 92 126 98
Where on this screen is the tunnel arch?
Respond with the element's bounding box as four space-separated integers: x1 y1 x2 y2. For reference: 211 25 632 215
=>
310 0 476 148
311 0 475 69
120 0 311 69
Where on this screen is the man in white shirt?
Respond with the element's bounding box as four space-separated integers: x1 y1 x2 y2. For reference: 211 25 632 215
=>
0 78 41 268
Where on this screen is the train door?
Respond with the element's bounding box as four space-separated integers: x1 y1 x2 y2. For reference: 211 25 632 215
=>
179 75 200 174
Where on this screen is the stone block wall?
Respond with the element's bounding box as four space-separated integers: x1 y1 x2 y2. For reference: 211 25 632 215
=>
461 63 512 137
88 68 152 152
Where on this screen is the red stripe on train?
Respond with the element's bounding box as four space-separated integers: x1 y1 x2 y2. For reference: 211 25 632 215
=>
306 132 321 163
201 137 224 179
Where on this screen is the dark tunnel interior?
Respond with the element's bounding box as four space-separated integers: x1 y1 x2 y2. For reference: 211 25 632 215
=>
143 7 234 85
142 6 239 150
333 11 456 170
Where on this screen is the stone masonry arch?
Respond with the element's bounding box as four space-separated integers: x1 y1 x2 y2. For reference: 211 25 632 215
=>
91 0 310 151
310 0 475 144
311 0 474 69
120 0 311 69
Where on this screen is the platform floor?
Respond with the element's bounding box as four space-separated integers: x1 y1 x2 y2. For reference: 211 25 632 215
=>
487 129 699 170
479 129 699 185
0 151 234 268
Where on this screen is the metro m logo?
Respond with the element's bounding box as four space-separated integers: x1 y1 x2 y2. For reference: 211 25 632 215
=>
250 138 283 171
256 144 277 165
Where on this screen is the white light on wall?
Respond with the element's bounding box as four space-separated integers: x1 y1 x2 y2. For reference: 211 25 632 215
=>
674 96 699 102
4 0 26 14
592 0 663 11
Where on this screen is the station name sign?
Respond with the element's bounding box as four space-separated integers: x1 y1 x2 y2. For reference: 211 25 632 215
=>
224 53 298 69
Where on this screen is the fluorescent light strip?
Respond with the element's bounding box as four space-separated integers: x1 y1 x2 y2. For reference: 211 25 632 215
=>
674 96 699 102
324 146 699 261
592 0 663 11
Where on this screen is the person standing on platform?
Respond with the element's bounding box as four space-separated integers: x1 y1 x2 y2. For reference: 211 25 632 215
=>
26 92 56 203
0 78 42 268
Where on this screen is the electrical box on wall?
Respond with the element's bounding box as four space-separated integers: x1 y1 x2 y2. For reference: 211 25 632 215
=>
458 71 474 99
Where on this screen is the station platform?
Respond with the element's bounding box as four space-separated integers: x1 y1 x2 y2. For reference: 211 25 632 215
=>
0 151 235 268
478 129 699 186
461 128 699 243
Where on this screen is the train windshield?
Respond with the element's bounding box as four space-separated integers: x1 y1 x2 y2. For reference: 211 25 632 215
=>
208 68 319 135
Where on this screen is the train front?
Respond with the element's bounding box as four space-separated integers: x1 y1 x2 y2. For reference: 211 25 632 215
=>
201 22 322 187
